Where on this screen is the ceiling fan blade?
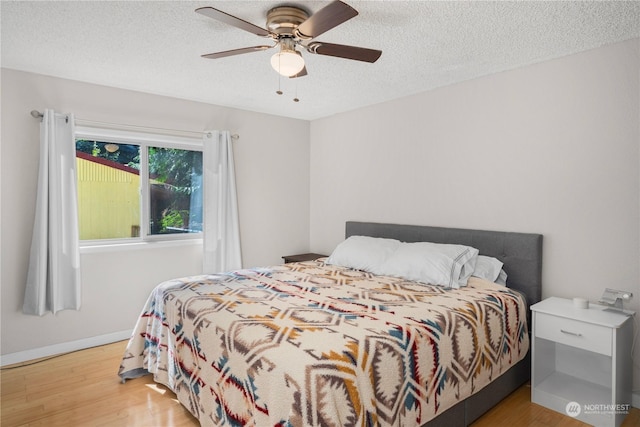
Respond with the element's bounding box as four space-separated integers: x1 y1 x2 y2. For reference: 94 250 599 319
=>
307 42 382 63
196 7 271 37
289 66 308 79
295 1 358 39
202 45 272 59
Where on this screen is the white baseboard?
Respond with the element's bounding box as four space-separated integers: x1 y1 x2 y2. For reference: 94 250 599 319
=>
0 329 132 367
634 391 640 409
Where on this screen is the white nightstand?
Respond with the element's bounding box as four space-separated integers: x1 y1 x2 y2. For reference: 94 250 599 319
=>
530 297 634 427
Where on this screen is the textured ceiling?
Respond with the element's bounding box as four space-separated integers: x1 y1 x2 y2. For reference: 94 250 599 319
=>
2 1 639 121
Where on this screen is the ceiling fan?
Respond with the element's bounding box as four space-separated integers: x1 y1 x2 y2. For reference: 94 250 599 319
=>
195 1 382 78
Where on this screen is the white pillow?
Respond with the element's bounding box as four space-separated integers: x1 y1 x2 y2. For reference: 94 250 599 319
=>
326 236 400 271
373 241 479 289
496 269 508 286
472 255 504 283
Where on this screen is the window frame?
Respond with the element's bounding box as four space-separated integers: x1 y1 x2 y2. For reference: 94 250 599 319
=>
75 126 204 247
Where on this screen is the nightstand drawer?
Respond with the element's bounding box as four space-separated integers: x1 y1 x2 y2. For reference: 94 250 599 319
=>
535 312 612 356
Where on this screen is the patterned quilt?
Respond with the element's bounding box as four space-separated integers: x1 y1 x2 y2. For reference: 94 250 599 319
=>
119 259 529 427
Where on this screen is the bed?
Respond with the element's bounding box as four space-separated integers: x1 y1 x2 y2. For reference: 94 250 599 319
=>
119 221 543 426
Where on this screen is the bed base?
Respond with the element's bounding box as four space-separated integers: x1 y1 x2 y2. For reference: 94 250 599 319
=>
424 354 531 426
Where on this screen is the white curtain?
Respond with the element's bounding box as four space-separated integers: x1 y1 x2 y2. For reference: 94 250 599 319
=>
23 110 81 315
202 130 242 273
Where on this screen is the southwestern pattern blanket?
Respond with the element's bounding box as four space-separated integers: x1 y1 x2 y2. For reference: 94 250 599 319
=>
119 259 529 426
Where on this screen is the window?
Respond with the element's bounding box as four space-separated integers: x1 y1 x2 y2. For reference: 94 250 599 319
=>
75 127 203 243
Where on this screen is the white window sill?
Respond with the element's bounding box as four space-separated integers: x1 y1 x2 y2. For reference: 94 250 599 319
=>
80 238 203 254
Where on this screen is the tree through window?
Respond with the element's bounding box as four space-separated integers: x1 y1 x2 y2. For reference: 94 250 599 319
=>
147 147 202 235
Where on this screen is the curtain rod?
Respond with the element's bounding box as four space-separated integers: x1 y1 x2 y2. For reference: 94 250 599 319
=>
30 110 239 140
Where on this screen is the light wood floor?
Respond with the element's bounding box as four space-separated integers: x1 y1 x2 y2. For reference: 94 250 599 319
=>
2 341 638 426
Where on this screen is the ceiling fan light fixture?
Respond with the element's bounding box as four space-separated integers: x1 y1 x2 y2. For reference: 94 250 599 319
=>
271 50 305 77
104 143 119 153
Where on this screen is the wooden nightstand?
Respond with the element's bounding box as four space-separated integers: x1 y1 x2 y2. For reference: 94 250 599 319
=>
530 297 634 427
282 253 327 264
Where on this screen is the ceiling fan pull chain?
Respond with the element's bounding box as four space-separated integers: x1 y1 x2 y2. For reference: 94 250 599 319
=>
276 58 283 95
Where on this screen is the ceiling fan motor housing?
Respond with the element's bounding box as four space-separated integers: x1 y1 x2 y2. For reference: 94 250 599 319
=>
266 6 310 38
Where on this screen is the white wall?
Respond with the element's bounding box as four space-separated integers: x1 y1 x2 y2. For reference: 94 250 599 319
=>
1 69 310 356
310 39 640 389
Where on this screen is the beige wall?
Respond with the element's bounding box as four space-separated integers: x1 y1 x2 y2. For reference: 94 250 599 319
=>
310 39 640 389
1 69 310 355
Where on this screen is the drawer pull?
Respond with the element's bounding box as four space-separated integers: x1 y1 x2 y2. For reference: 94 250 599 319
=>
560 329 582 337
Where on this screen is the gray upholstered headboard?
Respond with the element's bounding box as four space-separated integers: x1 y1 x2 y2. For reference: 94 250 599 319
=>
345 221 543 306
